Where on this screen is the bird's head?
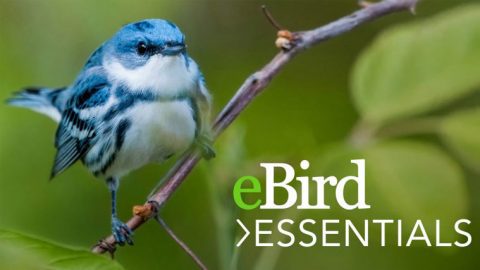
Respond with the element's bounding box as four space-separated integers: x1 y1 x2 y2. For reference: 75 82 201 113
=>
104 19 187 69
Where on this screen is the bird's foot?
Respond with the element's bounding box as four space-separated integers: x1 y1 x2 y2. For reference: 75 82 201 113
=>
112 217 133 246
196 134 216 160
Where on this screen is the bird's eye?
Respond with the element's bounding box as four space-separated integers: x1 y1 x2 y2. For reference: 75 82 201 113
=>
136 42 148 55
165 41 174 47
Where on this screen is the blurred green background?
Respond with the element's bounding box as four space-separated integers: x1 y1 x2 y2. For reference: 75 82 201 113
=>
1 0 479 269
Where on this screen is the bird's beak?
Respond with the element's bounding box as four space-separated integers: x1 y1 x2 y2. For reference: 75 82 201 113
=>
160 44 186 56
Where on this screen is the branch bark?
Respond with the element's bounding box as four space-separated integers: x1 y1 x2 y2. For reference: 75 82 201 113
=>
92 0 418 256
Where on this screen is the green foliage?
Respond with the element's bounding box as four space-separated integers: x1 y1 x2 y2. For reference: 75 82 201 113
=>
0 229 123 270
347 2 480 246
441 108 480 172
352 4 480 125
364 140 467 239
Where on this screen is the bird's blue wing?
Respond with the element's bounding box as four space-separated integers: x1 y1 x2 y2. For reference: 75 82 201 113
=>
51 69 111 178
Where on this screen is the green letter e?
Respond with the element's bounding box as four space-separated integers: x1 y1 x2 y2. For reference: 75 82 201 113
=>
233 176 262 210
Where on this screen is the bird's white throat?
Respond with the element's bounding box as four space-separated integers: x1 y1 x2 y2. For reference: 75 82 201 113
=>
105 54 197 96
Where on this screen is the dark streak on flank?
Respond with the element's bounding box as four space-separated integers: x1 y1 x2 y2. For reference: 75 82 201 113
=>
96 152 117 176
94 119 130 176
187 97 200 137
116 119 131 150
83 139 111 168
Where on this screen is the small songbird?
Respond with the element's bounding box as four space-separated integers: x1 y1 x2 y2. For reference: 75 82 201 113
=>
7 19 215 245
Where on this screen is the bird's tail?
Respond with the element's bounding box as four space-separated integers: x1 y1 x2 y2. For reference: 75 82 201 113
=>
6 87 67 122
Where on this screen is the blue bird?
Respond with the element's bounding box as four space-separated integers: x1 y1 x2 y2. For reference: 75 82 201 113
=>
7 19 215 245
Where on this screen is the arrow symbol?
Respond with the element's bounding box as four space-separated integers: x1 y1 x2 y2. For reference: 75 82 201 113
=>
236 219 250 247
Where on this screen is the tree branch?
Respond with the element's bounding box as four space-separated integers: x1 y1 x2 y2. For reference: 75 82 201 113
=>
92 0 418 257
155 216 208 270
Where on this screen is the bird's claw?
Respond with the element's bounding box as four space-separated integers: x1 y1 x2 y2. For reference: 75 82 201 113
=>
94 239 117 258
112 217 134 246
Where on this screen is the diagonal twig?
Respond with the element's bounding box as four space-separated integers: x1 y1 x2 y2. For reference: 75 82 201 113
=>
92 0 419 261
155 216 208 270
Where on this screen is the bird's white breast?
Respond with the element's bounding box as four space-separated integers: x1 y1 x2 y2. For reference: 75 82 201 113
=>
111 100 196 176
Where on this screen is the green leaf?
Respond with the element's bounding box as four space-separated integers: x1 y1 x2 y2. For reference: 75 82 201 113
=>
364 140 468 240
440 107 480 172
0 229 123 270
352 4 480 125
